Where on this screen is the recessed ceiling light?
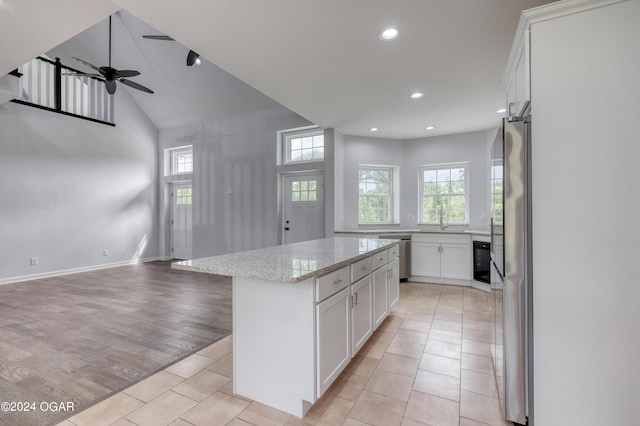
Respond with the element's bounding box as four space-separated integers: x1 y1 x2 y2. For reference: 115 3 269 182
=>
425 126 436 130
379 27 399 40
410 92 424 99
369 127 379 132
496 108 506 113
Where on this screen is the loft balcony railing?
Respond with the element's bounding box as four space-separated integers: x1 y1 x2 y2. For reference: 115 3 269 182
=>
12 56 115 126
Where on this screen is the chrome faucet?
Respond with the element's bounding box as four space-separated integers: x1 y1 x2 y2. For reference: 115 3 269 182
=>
439 205 449 231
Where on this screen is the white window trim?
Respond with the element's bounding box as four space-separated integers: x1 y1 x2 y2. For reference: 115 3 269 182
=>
418 162 470 226
358 165 398 225
165 145 193 177
281 127 325 165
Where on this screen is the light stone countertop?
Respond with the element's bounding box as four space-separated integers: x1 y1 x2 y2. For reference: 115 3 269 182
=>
335 229 491 236
172 237 400 284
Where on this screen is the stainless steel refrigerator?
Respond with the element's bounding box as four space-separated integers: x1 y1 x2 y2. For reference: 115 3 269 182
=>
490 116 533 425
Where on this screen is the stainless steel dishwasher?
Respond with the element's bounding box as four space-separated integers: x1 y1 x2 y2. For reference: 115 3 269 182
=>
379 234 411 280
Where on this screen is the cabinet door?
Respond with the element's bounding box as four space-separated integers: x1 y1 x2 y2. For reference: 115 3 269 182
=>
388 258 400 309
412 242 440 277
351 275 373 356
441 243 471 280
316 287 351 397
373 267 389 329
514 46 528 116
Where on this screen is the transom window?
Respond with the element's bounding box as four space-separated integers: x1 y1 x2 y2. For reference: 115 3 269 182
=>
291 179 318 202
419 163 469 224
359 166 393 224
284 129 324 164
170 146 193 175
176 187 192 205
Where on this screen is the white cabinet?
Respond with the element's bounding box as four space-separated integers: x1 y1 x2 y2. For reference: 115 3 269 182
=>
350 275 373 356
412 233 471 282
388 257 400 308
316 287 351 397
372 266 389 329
412 242 440 277
504 30 530 118
440 243 471 280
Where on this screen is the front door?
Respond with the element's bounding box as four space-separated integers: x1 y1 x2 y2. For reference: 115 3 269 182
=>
171 183 193 259
283 173 325 244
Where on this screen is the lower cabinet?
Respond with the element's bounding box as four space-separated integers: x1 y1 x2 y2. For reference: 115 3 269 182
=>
350 275 373 355
316 287 351 397
388 257 400 308
373 266 389 329
316 245 399 398
412 234 471 282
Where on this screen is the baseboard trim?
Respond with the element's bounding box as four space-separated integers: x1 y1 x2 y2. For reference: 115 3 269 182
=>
0 257 162 286
409 276 470 286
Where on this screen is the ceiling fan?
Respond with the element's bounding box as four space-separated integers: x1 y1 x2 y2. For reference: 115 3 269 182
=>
68 15 154 95
142 35 201 66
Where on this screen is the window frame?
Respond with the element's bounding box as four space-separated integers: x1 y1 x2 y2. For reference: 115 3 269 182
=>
358 165 395 225
283 128 325 165
168 145 193 176
418 162 470 226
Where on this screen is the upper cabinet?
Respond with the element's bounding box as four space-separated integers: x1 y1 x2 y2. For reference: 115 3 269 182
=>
504 29 530 119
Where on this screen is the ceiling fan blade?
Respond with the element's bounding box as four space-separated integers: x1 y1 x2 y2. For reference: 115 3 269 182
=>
119 78 154 94
143 35 175 41
105 79 117 95
116 69 140 78
72 57 101 72
187 50 200 66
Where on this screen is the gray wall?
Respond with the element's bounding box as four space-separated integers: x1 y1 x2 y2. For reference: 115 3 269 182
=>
339 130 491 232
160 107 310 259
0 90 160 283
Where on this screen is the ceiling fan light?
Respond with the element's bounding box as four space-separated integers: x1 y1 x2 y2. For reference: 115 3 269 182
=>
195 57 202 65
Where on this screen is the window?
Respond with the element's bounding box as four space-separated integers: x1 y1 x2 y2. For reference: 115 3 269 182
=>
491 159 503 224
170 146 193 175
291 179 318 202
176 187 192 205
419 163 469 224
359 166 393 224
284 129 324 164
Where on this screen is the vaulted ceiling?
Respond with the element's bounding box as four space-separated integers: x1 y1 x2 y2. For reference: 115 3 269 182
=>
0 0 556 139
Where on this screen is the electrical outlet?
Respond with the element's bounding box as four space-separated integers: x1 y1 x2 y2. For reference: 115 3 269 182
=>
103 249 109 257
29 257 38 265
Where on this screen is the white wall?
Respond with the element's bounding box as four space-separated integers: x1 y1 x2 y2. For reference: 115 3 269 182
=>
342 135 405 230
160 107 310 259
404 131 490 231
339 131 491 231
530 1 640 424
0 89 160 283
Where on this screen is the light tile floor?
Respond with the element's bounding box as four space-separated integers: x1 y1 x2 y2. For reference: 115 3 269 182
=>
57 282 510 426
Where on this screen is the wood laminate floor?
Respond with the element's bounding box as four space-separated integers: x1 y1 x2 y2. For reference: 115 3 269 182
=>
0 261 232 426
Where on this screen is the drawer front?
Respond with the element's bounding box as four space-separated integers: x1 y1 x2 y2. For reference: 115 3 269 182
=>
351 256 374 283
412 233 470 245
316 266 350 302
372 249 388 270
386 244 400 260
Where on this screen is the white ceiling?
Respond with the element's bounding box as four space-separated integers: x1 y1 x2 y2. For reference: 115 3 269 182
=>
1 0 556 139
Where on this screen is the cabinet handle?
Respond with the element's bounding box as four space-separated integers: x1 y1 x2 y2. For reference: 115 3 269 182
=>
361 265 369 271
333 278 343 285
353 292 358 305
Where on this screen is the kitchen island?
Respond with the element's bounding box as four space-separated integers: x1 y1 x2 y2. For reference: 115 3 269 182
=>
172 236 400 417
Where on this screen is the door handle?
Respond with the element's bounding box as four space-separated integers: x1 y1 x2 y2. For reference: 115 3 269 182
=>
284 227 290 231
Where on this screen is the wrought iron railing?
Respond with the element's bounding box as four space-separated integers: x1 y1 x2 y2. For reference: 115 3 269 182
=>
12 56 114 126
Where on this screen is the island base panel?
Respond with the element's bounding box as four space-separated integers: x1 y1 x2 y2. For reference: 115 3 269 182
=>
232 277 316 418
